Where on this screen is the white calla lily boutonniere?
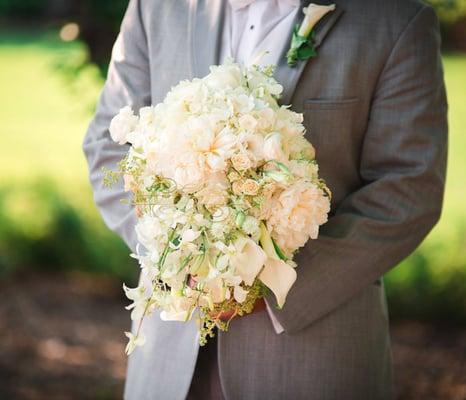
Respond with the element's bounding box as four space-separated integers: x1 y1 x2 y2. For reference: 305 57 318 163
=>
286 3 336 67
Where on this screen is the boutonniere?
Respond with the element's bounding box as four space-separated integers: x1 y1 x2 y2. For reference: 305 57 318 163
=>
286 3 336 67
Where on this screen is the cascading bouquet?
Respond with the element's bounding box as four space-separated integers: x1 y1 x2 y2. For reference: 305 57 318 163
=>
106 60 331 354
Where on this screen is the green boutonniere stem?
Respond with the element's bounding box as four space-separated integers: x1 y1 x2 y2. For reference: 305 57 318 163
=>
286 25 317 67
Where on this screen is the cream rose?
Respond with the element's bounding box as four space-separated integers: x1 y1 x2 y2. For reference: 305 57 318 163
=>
231 180 244 195
241 179 260 196
231 153 253 171
196 184 228 207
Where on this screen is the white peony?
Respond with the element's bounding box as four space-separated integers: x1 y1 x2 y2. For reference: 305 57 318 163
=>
263 132 289 163
135 215 164 252
239 133 264 163
109 106 138 145
267 180 330 254
205 62 243 90
289 160 319 179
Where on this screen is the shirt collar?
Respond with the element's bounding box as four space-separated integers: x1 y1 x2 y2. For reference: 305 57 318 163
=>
228 0 301 11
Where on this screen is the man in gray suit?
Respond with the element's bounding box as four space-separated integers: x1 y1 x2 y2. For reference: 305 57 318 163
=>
83 0 447 399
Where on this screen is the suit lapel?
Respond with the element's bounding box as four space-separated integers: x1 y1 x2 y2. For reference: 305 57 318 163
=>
190 0 226 79
189 0 343 102
275 2 344 105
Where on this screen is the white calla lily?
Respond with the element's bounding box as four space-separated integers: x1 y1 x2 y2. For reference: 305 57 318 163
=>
259 258 297 309
259 222 279 260
298 4 336 38
231 237 267 286
258 222 296 308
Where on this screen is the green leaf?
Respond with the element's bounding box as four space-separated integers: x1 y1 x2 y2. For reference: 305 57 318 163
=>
171 235 181 247
291 33 308 49
286 47 298 67
297 45 317 60
271 238 288 261
286 25 318 66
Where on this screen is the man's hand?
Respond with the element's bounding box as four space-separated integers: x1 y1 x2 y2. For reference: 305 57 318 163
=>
215 297 266 322
189 276 267 322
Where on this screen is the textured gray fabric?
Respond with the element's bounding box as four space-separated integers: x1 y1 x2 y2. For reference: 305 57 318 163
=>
187 334 225 400
82 0 447 399
219 284 392 400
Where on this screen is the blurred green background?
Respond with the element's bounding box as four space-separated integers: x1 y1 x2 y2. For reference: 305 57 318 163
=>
0 1 465 398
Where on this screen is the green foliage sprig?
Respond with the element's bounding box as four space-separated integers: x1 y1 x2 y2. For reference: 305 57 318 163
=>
286 26 317 67
199 279 268 345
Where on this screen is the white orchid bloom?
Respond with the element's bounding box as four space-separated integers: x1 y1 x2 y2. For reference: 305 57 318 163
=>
123 284 148 321
181 228 201 244
125 332 146 355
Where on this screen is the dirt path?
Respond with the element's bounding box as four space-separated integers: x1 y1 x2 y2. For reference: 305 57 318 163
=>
0 273 464 400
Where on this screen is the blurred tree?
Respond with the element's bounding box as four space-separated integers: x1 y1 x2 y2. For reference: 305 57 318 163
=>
426 0 466 51
73 0 129 73
1 0 465 67
426 0 466 23
0 0 128 74
0 0 43 18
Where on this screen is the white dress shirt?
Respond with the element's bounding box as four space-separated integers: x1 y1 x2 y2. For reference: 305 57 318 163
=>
221 0 300 66
221 0 301 334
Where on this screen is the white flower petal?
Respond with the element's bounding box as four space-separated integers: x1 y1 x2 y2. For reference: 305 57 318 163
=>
160 310 189 322
181 228 201 243
298 4 336 38
231 237 267 286
259 258 297 309
124 332 146 355
233 286 248 303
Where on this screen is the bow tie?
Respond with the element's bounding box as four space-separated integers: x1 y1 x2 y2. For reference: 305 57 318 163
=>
228 0 301 11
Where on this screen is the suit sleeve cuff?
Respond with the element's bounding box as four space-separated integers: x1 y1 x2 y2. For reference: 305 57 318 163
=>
265 299 285 334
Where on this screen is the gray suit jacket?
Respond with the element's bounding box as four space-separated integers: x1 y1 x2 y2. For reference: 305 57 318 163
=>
83 0 447 399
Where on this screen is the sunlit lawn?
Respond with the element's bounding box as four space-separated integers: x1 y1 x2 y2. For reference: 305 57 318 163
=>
385 53 466 298
0 30 101 202
0 31 465 315
0 31 132 279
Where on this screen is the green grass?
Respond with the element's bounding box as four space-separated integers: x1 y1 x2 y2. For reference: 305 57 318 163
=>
0 30 136 281
384 53 466 322
0 31 465 321
0 30 100 191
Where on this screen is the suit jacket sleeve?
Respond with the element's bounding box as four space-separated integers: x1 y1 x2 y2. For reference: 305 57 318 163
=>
82 0 150 253
268 5 448 333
